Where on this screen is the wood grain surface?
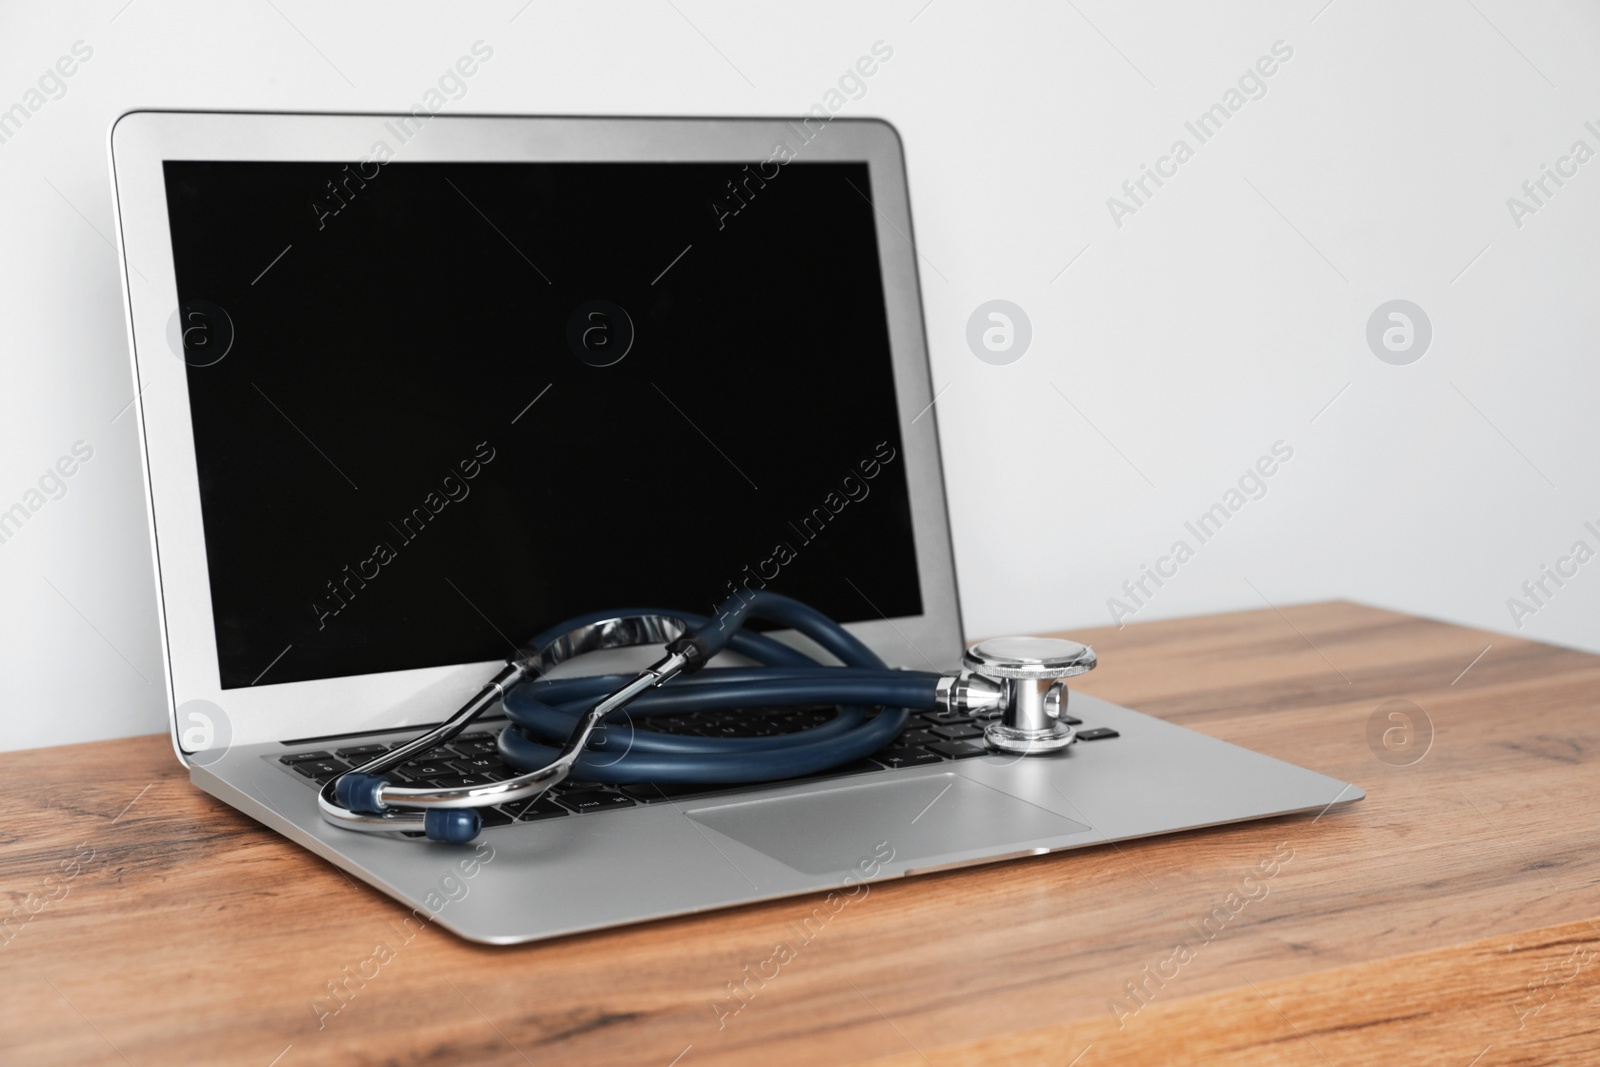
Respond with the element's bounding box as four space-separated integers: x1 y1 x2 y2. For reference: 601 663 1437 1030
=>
1 601 1596 1066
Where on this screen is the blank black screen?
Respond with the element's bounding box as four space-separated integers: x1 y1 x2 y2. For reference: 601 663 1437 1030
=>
162 159 922 689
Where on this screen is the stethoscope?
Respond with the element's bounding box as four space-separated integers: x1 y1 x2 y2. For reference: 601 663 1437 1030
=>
319 591 1097 843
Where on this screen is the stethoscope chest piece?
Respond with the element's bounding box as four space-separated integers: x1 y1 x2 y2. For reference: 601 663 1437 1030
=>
963 636 1097 754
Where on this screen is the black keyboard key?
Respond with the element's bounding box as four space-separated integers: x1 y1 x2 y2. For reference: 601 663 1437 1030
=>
291 759 350 783
871 747 944 769
334 744 386 760
923 711 974 726
397 759 453 778
477 806 517 828
448 756 511 775
1058 714 1082 726
510 799 570 821
557 792 638 814
926 740 987 759
280 751 332 765
898 729 942 747
447 762 512 782
1076 727 1119 741
428 773 495 789
931 724 986 741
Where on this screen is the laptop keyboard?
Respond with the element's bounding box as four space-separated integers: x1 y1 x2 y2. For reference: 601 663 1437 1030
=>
275 705 1120 827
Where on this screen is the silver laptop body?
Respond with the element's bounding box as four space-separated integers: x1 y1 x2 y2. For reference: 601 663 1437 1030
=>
110 111 1361 944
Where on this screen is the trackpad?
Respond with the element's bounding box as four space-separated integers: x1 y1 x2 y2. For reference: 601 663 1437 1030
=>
686 774 1088 875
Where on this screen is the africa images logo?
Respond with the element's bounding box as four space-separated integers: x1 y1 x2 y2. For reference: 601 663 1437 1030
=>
966 300 1032 366
1366 300 1431 365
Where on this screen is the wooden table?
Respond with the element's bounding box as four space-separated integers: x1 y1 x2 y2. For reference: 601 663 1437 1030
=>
2 601 1597 1066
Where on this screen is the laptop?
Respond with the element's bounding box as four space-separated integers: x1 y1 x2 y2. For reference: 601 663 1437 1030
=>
109 111 1362 944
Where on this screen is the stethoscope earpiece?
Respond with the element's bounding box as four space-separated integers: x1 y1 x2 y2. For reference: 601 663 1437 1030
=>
424 809 483 844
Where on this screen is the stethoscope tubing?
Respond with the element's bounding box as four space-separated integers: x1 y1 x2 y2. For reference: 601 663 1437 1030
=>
503 670 935 759
321 592 933 840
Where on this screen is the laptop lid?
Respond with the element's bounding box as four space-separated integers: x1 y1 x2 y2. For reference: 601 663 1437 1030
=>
110 112 961 756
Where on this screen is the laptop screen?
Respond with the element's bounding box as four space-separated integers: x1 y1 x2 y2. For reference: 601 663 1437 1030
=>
161 159 923 689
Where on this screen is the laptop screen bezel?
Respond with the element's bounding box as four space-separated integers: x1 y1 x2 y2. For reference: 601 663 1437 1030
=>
110 111 963 756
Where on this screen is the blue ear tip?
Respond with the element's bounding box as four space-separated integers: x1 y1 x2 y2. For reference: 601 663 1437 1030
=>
424 808 481 844
335 773 389 813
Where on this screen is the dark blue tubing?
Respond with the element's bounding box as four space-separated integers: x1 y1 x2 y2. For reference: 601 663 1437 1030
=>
500 591 944 784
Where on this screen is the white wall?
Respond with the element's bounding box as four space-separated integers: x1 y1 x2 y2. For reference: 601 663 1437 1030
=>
2 0 1596 752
